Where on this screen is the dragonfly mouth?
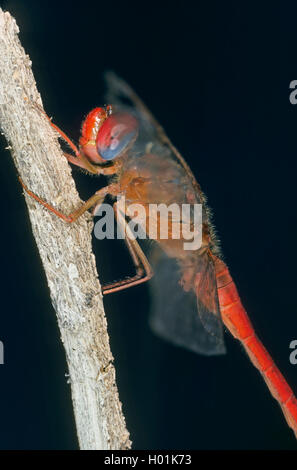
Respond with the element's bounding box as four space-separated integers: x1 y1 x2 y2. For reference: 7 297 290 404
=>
94 160 115 168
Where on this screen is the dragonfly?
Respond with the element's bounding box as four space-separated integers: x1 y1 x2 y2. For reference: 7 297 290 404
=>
19 71 297 440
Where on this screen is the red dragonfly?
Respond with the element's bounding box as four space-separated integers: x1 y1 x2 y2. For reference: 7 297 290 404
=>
20 72 297 439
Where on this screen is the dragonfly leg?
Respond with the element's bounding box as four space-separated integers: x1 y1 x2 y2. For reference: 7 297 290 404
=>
32 102 80 156
61 151 106 174
102 202 153 294
31 102 103 174
19 177 119 223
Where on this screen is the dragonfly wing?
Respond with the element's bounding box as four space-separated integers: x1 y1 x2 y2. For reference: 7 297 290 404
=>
194 251 225 348
149 247 226 356
104 70 203 196
105 72 225 355
104 71 221 257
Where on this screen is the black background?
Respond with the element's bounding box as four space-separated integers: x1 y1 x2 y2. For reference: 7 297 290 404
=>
0 0 297 450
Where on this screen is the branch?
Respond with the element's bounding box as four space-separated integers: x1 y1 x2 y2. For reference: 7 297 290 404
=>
0 8 131 450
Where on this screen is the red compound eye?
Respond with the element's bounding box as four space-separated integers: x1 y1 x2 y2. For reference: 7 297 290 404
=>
96 112 139 160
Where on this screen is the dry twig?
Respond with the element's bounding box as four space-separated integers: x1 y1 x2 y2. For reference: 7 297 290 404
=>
0 8 131 450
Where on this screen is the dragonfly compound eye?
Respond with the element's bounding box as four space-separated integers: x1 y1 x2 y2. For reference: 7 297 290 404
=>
96 112 139 160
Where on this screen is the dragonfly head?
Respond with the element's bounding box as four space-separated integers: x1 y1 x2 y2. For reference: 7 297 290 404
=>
79 105 139 165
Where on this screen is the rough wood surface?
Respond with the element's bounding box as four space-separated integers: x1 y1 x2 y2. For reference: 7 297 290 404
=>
0 8 131 450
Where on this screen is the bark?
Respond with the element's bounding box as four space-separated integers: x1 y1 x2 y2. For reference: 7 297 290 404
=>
0 8 131 450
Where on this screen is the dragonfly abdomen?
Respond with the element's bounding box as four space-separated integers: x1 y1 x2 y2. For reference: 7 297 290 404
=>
215 257 297 438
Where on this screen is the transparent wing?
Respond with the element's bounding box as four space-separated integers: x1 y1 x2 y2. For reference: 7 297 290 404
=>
104 71 205 199
104 71 225 355
194 251 225 345
148 246 226 356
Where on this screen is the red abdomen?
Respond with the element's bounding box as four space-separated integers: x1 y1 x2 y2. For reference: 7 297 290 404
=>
214 257 297 437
